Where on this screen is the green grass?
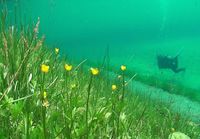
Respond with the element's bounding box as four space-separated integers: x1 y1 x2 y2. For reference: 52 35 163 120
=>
104 63 200 103
0 15 200 139
128 71 200 102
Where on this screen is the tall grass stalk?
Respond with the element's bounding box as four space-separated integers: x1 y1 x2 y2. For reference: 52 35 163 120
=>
121 71 125 102
86 74 93 138
41 72 47 139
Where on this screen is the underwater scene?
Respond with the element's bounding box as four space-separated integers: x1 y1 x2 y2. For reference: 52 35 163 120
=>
0 0 200 138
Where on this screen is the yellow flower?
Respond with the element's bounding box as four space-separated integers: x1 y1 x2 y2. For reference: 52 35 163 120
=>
112 85 117 91
42 99 49 108
64 64 73 71
41 64 49 73
121 65 126 71
55 48 59 54
90 68 99 76
43 91 47 99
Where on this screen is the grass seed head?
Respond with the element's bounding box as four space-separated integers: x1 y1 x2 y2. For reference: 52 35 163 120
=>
55 48 59 54
43 91 47 99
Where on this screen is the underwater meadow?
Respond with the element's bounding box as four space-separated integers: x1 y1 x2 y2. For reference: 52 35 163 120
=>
0 0 200 138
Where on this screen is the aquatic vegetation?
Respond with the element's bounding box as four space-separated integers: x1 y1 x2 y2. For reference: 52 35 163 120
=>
110 65 200 103
42 99 49 108
0 17 199 139
168 132 191 139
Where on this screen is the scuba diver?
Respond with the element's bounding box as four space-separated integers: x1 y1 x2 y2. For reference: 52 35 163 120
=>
157 49 186 73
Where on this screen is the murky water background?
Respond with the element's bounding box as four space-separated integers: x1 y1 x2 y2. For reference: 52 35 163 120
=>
1 0 200 102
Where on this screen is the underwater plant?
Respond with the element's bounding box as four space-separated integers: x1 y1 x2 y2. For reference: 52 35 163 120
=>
0 14 199 139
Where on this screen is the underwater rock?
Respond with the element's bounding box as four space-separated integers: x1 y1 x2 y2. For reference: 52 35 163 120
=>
168 132 190 139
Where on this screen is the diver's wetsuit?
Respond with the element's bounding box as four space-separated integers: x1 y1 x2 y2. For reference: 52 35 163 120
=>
157 55 185 73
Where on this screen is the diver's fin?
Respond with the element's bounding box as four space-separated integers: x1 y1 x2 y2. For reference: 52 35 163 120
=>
175 47 184 58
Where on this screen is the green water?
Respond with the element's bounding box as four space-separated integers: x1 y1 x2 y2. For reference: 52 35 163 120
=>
2 0 200 101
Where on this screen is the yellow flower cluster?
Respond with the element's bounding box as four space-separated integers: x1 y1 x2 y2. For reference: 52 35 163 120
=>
41 48 128 108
